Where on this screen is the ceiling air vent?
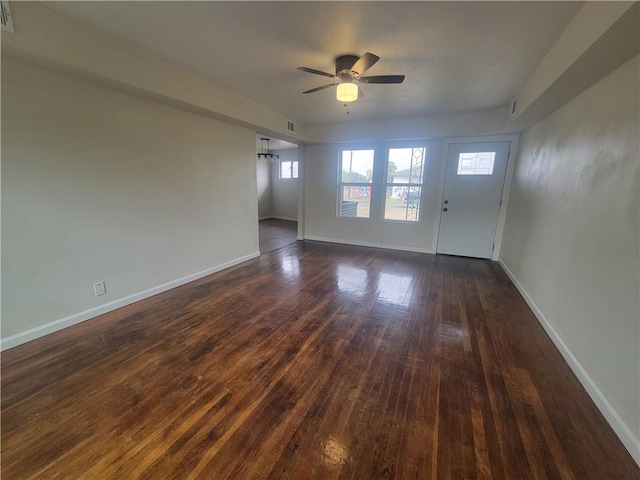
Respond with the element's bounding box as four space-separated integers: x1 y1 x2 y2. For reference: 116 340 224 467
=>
1 1 14 33
510 97 518 117
286 120 296 133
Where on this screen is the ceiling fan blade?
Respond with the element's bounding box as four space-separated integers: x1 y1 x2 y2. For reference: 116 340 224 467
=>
358 75 405 84
349 52 380 76
297 66 336 78
303 83 340 94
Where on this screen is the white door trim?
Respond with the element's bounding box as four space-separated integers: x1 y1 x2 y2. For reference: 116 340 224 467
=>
433 135 519 260
297 144 305 240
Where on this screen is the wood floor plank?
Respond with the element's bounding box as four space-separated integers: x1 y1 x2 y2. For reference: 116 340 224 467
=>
259 219 298 253
2 241 638 479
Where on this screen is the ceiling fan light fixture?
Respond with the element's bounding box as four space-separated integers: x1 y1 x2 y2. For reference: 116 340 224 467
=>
336 82 358 103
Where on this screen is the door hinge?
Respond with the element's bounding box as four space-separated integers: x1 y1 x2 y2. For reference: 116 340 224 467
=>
499 199 503 207
492 244 495 251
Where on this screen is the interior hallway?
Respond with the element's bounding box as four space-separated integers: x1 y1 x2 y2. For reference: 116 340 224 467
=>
259 219 298 253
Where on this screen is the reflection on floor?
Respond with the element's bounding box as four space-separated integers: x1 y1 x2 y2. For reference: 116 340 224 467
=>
259 218 298 253
2 242 637 478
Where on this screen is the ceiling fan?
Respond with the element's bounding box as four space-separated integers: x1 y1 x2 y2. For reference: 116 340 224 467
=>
297 52 405 103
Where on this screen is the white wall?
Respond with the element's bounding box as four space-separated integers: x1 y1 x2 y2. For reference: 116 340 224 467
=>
304 140 443 252
257 157 272 219
1 2 303 144
1 58 260 343
500 56 640 461
271 149 299 221
306 108 508 145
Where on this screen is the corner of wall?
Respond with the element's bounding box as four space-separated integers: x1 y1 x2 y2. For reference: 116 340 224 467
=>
498 258 640 466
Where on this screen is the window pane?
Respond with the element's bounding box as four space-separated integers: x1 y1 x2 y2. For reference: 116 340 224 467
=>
341 150 374 183
339 185 371 218
387 147 426 184
384 186 421 222
292 161 299 178
457 152 495 175
281 161 291 179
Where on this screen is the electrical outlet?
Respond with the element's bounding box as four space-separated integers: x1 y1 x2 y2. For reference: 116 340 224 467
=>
93 281 106 296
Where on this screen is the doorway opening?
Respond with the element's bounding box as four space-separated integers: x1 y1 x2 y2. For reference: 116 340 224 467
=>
255 134 300 253
259 219 298 253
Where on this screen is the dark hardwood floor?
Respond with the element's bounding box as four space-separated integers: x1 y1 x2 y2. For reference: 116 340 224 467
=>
259 219 298 253
2 241 638 479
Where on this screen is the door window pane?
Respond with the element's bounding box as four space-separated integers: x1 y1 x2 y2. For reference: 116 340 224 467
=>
457 152 495 175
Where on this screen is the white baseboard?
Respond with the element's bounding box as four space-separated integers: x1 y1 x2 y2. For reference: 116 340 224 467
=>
498 259 640 466
260 216 297 222
1 251 261 351
304 235 433 254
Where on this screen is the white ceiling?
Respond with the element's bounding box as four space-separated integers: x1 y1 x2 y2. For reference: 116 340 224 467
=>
46 1 582 126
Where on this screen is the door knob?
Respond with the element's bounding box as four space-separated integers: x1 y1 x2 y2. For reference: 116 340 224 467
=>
442 207 448 212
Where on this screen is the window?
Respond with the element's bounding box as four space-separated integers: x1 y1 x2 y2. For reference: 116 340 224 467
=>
384 147 426 222
338 149 374 218
280 160 299 179
457 152 495 175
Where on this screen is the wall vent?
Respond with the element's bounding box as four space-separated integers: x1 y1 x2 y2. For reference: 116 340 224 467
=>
286 120 296 133
1 1 14 33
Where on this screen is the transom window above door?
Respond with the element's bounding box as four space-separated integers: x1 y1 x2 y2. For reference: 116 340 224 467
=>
457 152 495 175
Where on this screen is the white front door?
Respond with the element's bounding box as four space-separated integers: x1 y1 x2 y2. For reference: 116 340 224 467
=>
437 142 510 259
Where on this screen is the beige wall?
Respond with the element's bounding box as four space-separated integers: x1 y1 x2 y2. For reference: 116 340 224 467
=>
2 2 303 144
271 149 299 221
2 58 259 341
501 56 640 456
257 157 272 218
304 140 443 252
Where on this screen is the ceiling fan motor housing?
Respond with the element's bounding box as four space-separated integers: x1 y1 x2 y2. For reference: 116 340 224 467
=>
297 52 403 96
336 55 359 77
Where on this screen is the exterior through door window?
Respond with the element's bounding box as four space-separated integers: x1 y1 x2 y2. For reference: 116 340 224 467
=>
457 152 495 175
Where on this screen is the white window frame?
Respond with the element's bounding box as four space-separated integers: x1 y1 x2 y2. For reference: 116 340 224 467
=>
337 149 375 219
280 159 299 179
383 146 427 223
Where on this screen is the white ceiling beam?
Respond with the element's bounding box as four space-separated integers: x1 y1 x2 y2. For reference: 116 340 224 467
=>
509 2 639 130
